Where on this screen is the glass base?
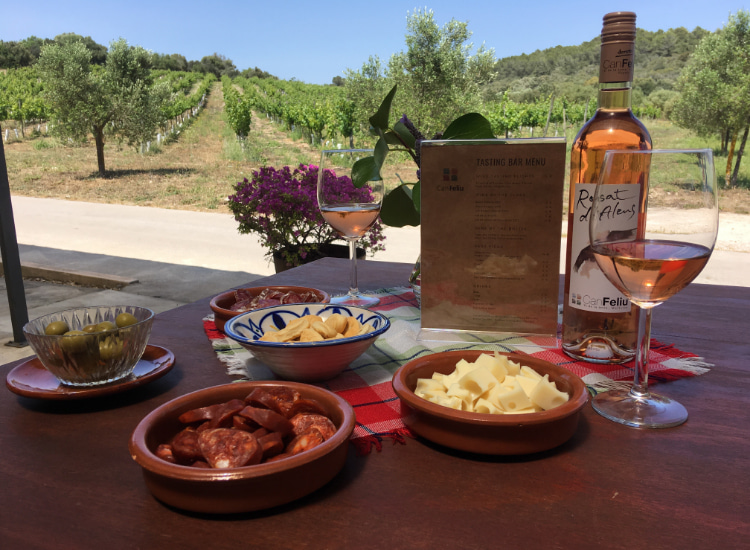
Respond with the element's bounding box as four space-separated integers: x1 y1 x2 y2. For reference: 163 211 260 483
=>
330 292 380 308
592 388 688 428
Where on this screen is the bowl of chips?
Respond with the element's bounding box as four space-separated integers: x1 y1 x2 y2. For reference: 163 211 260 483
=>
224 303 390 382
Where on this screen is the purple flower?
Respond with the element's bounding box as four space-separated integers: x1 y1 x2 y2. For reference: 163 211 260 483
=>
227 163 386 267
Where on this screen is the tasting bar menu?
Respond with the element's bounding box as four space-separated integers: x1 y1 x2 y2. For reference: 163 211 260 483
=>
419 138 566 341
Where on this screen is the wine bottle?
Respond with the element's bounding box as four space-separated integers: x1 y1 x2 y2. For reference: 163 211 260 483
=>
561 12 652 363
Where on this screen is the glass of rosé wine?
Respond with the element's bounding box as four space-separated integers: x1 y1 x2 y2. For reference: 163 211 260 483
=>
317 149 384 308
589 149 718 428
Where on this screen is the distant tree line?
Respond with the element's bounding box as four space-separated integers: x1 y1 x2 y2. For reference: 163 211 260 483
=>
0 34 277 80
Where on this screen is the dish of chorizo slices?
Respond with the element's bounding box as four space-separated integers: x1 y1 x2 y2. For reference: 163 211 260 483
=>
129 381 355 514
156 386 339 468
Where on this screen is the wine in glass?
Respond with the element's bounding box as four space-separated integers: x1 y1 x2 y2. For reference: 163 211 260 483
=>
317 149 384 308
589 149 718 428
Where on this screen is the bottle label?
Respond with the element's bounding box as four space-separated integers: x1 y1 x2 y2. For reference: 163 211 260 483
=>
568 182 638 313
600 41 634 83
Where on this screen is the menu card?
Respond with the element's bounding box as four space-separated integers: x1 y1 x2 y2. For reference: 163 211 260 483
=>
419 138 566 341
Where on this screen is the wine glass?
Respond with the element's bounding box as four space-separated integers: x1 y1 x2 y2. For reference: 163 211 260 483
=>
317 148 384 308
589 149 718 428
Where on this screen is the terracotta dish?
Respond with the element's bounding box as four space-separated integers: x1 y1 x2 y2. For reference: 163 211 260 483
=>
224 303 390 382
392 350 588 455
129 381 355 514
210 286 330 332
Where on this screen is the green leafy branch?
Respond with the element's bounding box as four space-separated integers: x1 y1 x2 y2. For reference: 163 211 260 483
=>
351 85 495 227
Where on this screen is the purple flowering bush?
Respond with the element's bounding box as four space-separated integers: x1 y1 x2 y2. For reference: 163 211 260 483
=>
228 164 386 268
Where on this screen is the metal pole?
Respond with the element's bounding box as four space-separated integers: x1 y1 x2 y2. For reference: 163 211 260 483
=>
0 124 29 347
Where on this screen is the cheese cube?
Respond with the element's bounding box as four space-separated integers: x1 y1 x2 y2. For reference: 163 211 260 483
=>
475 353 507 382
494 380 533 412
504 357 522 376
474 397 503 414
520 365 543 380
516 375 540 398
415 378 445 395
446 384 475 411
530 374 569 411
458 366 497 396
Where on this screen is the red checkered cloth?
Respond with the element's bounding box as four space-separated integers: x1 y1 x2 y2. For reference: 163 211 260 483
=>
203 287 712 454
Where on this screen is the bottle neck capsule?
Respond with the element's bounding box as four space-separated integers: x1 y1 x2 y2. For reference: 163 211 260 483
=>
598 82 632 110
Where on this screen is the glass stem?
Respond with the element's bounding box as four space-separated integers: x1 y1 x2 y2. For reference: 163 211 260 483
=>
630 306 653 399
347 238 359 296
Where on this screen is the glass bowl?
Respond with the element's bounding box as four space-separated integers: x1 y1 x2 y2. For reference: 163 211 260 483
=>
23 305 154 386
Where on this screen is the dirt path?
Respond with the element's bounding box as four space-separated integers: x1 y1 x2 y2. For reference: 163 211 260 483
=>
3 82 322 213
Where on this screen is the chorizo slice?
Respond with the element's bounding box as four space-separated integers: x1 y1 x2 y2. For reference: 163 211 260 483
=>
155 444 176 463
243 387 282 413
197 428 262 469
178 398 245 426
232 415 256 432
239 406 294 437
257 431 284 460
244 386 299 417
170 427 203 464
285 427 325 456
290 413 337 440
287 398 328 418
208 399 247 429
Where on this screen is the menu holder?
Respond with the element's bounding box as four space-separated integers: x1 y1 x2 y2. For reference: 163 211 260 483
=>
418 138 566 346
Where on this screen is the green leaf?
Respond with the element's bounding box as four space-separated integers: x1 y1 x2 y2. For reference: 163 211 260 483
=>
392 121 417 149
384 130 406 146
442 113 495 140
379 184 421 227
368 85 397 130
374 138 388 175
411 180 421 214
351 156 380 187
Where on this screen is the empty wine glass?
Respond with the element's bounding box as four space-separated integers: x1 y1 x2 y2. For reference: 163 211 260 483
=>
317 149 384 308
589 149 718 428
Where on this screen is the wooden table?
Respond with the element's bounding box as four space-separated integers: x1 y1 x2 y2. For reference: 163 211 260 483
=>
2 258 748 549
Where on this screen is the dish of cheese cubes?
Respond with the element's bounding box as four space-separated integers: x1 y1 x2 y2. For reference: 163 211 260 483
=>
414 352 569 414
392 349 589 455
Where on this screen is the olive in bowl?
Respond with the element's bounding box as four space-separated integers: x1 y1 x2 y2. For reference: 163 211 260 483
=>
23 305 154 386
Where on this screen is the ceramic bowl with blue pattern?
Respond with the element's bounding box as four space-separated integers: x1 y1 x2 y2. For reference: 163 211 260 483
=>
224 303 390 382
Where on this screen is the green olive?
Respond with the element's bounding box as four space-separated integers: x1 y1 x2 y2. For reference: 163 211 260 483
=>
95 321 117 333
82 324 99 333
99 335 123 361
44 321 70 336
60 330 89 353
115 312 138 328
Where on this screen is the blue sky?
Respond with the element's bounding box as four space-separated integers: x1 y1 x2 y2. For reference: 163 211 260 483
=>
1 1 746 84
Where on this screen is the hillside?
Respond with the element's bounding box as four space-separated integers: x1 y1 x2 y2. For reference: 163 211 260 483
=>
484 26 710 115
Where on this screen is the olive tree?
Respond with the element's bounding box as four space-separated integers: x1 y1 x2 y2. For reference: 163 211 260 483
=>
37 38 169 176
386 9 496 136
673 10 750 187
345 9 496 137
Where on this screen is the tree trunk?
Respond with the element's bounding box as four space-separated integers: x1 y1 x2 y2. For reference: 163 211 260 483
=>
722 128 731 155
730 124 749 187
94 126 106 176
726 131 737 188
